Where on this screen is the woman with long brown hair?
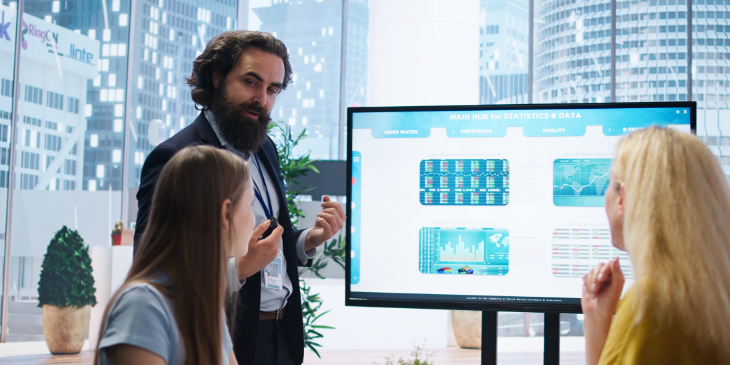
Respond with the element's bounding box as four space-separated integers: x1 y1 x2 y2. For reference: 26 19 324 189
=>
94 145 283 365
583 126 730 364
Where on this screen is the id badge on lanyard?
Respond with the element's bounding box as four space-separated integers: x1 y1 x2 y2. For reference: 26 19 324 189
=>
252 155 283 291
264 250 284 291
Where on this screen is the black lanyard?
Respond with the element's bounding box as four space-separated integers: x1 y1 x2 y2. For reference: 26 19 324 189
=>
252 154 274 218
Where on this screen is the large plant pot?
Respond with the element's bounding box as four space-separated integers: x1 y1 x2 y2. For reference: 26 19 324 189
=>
42 305 91 354
451 310 482 349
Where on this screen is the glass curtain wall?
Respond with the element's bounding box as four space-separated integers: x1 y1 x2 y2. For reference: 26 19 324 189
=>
340 0 368 158
480 0 529 104
0 0 18 340
692 0 730 180
533 0 613 104
245 0 364 160
0 0 239 341
126 0 239 194
6 0 128 341
615 0 689 103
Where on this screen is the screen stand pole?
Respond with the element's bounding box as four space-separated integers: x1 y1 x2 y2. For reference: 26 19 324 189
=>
481 311 498 365
543 313 560 365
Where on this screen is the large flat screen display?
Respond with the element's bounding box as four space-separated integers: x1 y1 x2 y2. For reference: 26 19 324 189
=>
346 102 696 313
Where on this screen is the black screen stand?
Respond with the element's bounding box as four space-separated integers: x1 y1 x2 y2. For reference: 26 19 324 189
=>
481 312 561 365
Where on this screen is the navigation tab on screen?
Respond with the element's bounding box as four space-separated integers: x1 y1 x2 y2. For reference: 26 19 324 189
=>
445 123 508 138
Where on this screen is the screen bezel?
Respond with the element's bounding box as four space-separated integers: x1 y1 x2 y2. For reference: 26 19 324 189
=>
345 101 697 313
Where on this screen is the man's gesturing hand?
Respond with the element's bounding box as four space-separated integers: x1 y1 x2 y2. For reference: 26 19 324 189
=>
236 220 284 281
304 195 346 252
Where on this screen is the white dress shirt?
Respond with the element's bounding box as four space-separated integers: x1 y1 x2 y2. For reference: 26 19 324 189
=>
206 111 316 311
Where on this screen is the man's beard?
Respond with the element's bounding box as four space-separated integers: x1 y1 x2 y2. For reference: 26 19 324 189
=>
209 87 272 154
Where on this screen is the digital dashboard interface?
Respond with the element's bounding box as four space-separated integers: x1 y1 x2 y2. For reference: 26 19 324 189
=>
346 103 695 312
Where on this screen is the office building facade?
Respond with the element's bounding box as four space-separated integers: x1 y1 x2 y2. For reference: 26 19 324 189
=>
480 0 530 105
252 0 368 159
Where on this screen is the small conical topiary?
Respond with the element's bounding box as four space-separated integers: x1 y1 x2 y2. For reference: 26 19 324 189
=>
37 226 97 308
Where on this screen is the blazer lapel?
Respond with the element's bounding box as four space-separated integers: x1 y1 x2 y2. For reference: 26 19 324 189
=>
193 112 224 148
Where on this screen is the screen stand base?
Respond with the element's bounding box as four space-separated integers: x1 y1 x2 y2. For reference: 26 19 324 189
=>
480 312 561 365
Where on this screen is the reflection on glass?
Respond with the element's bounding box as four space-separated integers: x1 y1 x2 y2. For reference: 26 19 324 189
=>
692 0 730 181
128 0 238 191
21 0 133 193
534 0 613 104
249 0 346 159
7 0 122 341
480 0 529 104
615 0 689 103
344 3 368 107
0 0 17 338
341 0 368 158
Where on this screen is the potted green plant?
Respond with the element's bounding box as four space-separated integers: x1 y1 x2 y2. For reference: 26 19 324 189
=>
111 221 123 246
38 226 97 354
270 121 346 358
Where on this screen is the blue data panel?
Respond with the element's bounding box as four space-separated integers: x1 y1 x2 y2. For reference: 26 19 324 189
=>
419 227 509 276
419 159 510 206
553 159 611 207
351 151 361 284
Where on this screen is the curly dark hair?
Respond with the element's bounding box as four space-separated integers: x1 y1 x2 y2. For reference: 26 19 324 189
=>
186 31 293 110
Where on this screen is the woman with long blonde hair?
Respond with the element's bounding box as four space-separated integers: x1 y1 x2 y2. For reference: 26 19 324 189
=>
582 126 730 364
93 145 282 365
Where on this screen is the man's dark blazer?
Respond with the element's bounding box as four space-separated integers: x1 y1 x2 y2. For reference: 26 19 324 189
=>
134 112 307 365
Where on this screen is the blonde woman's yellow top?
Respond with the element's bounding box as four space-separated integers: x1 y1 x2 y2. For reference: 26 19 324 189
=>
598 287 719 365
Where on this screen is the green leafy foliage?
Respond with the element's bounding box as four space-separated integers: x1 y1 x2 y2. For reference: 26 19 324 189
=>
297 232 345 358
268 121 319 228
377 345 435 365
269 121 346 358
37 226 97 308
299 279 334 358
305 233 346 279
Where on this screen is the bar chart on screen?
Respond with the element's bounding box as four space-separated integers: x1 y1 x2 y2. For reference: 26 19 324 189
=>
419 227 509 276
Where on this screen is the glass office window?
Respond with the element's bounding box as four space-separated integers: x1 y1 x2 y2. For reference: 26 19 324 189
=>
533 0 613 104
615 0 689 103
340 0 368 158
692 0 730 181
20 0 133 193
480 0 529 105
0 0 18 338
6 0 130 341
127 0 239 193
246 0 345 159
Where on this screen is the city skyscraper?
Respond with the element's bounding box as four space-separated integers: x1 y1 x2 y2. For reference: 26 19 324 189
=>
127 0 238 188
252 0 368 159
480 0 530 105
531 0 730 180
16 0 130 192
21 0 238 193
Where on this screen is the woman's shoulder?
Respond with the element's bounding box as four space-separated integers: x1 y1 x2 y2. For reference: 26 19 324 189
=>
105 281 175 332
99 280 180 364
113 281 171 312
599 287 714 365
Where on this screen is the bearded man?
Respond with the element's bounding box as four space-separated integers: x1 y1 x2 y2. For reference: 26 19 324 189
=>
133 31 346 365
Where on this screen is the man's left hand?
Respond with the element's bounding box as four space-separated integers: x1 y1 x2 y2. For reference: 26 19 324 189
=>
304 195 346 251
